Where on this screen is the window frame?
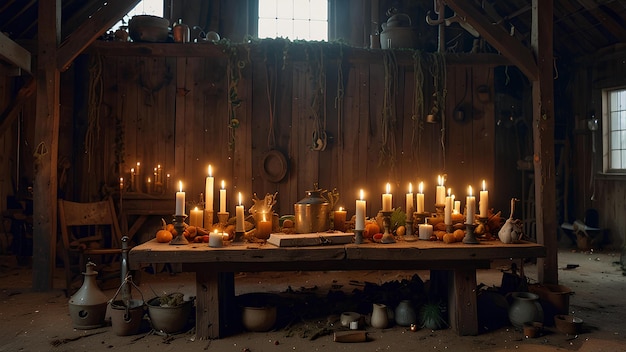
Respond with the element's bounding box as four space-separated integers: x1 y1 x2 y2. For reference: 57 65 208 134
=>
601 86 626 174
256 0 330 41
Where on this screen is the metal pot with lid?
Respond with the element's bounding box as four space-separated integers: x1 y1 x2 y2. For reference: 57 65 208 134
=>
294 184 338 234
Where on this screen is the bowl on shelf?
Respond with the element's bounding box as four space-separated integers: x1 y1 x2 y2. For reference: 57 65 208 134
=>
128 15 170 42
554 314 583 334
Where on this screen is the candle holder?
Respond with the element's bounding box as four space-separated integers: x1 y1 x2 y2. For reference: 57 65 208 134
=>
412 212 427 229
234 231 245 242
435 204 445 217
380 211 395 244
217 211 229 228
404 221 417 242
170 214 189 245
354 229 364 244
204 209 214 229
463 223 480 244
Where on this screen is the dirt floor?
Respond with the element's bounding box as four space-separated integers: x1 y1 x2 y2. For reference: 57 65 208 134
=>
1 247 625 352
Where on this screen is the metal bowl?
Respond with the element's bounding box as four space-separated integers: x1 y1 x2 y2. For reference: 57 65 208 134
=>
128 15 170 42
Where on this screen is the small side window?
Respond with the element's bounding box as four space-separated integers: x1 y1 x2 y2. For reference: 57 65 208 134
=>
602 88 626 173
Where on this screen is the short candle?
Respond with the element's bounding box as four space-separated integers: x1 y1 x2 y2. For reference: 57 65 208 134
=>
466 186 476 224
479 180 489 218
416 182 425 214
235 192 245 232
355 190 366 231
175 181 185 216
382 183 392 212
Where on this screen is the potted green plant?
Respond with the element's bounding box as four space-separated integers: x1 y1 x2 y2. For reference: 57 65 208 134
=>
419 301 447 330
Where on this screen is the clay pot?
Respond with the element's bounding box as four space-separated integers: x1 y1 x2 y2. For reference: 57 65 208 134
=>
508 292 544 329
394 300 417 326
554 314 583 335
147 295 193 334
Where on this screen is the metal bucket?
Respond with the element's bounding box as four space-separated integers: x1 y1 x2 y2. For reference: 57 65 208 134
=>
147 296 193 334
110 299 145 336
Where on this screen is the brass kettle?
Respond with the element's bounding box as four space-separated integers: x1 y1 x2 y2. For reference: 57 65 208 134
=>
293 184 338 234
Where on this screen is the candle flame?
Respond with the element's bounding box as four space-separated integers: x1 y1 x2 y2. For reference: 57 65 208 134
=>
408 182 413 193
339 206 343 211
438 175 444 186
482 180 486 191
468 185 473 197
147 177 151 183
208 165 212 177
221 180 225 189
179 180 183 192
419 182 424 194
386 183 391 194
238 192 242 206
447 188 451 196
213 229 218 234
359 189 364 200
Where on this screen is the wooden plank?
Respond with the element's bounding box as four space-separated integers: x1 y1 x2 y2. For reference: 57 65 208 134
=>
531 0 558 284
0 32 31 74
445 0 538 81
0 77 35 135
266 232 353 247
32 0 61 292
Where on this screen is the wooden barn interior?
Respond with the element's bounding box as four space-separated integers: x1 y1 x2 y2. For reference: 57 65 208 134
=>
0 0 626 344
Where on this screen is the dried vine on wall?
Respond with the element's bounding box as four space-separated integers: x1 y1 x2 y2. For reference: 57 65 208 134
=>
86 54 104 172
411 51 425 164
427 52 447 170
380 50 398 168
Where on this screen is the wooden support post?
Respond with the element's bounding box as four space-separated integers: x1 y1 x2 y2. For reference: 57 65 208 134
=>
32 0 61 292
195 269 235 339
448 268 478 335
531 0 558 284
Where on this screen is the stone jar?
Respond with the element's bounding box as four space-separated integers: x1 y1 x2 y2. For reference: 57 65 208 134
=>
394 300 417 326
371 303 389 329
508 292 544 329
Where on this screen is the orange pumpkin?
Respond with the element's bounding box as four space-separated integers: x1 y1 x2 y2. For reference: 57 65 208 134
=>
156 218 174 243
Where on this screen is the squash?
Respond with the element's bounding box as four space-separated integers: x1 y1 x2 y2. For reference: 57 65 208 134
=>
156 218 173 243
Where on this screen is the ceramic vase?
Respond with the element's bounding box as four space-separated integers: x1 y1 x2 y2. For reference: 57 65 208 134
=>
68 262 108 329
371 303 389 329
394 300 417 326
508 292 544 329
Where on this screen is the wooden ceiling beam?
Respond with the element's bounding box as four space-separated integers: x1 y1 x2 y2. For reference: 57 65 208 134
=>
56 0 141 71
0 32 31 74
576 0 626 42
444 0 538 81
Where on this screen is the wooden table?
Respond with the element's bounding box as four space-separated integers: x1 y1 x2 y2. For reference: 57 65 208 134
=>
129 238 545 339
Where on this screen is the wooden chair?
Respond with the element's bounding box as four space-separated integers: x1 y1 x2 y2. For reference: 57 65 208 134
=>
58 198 124 296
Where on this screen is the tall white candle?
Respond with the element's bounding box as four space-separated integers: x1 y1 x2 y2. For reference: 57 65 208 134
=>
235 192 245 232
220 180 226 213
466 186 476 224
436 175 446 205
416 182 425 213
406 183 414 214
479 180 489 218
175 181 185 216
205 165 214 211
190 206 203 227
454 200 461 214
355 189 366 231
382 183 392 211
444 188 452 225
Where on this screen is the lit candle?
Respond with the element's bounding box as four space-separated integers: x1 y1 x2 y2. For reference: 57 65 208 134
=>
454 200 461 214
466 186 476 224
333 207 347 232
156 164 163 185
146 177 152 193
190 206 203 227
119 177 124 190
444 188 452 226
136 161 141 176
406 183 414 214
205 165 214 211
418 218 433 240
235 192 245 232
436 175 446 205
220 180 226 213
416 182 425 214
175 181 185 216
256 212 273 239
355 190 366 231
479 180 489 218
382 183 392 212
209 229 223 248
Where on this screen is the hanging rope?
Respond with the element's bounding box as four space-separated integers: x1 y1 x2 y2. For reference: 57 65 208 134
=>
411 51 425 164
380 49 398 168
428 52 447 170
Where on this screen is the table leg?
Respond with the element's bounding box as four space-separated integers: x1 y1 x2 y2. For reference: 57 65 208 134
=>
448 268 478 335
195 270 235 339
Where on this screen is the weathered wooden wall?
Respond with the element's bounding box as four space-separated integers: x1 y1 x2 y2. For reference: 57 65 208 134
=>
81 42 495 224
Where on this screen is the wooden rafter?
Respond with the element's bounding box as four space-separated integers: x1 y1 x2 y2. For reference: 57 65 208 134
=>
57 0 141 71
576 0 626 43
444 0 539 81
0 32 32 74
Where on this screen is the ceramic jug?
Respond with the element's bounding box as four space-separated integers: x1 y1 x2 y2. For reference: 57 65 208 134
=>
508 292 544 329
371 303 389 329
68 262 108 329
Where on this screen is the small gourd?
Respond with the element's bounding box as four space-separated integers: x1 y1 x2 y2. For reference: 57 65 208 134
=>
156 218 174 243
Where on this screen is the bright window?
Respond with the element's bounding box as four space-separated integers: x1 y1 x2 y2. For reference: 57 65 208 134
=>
110 0 164 31
258 0 328 41
603 88 626 172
